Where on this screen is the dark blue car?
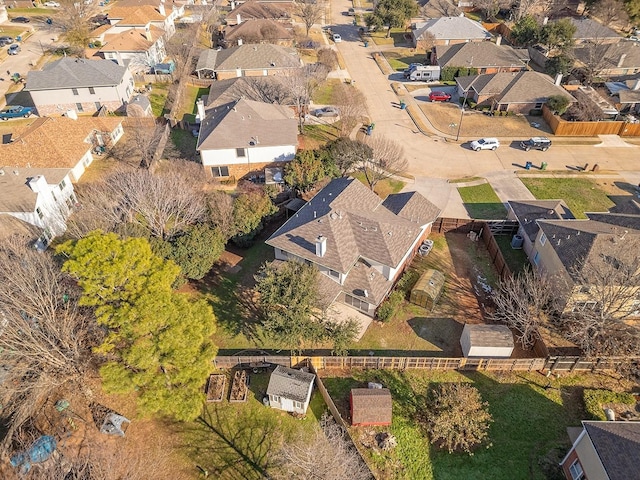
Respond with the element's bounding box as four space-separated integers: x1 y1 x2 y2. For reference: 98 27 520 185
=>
0 105 34 120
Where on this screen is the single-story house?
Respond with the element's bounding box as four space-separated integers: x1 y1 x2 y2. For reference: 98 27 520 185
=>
350 388 392 426
225 1 291 26
220 18 294 48
420 0 462 18
195 97 297 180
573 41 640 78
560 421 640 480
205 76 294 107
456 71 576 113
195 44 302 80
266 366 315 415
460 324 514 358
266 178 441 316
0 116 124 182
412 16 491 47
24 58 134 116
569 17 621 45
434 41 529 74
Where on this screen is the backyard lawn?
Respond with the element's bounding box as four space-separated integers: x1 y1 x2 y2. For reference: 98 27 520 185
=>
322 369 632 480
520 177 616 219
180 85 209 123
457 183 507 219
494 235 529 276
351 171 405 198
170 129 197 159
148 83 170 117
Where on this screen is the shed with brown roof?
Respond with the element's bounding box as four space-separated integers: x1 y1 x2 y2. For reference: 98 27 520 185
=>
350 388 392 426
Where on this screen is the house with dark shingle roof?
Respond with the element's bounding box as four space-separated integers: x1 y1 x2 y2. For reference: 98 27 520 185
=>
25 59 134 116
456 71 576 113
560 421 640 480
412 16 491 47
225 0 291 26
266 178 440 316
350 388 392 426
220 18 294 48
569 17 622 44
434 41 529 74
195 44 302 80
266 366 315 414
195 97 297 180
573 41 640 78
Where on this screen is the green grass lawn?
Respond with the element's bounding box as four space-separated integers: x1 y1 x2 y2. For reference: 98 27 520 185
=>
180 84 208 123
494 235 529 276
382 51 428 71
148 83 170 117
351 171 405 199
520 178 615 219
169 129 197 159
313 79 341 105
323 370 627 480
457 183 507 219
0 26 29 38
369 28 408 46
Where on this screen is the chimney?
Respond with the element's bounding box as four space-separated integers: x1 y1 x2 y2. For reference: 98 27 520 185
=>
363 289 369 298
633 79 640 91
195 98 206 123
542 16 549 25
230 0 235 9
618 53 627 68
237 38 243 46
144 26 153 43
65 109 78 120
554 73 563 86
496 35 502 46
28 175 48 193
235 67 242 77
158 1 166 16
315 235 327 257
236 13 242 24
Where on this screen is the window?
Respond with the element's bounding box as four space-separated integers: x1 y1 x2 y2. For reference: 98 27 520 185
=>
540 233 547 245
535 102 544 108
76 103 84 112
345 294 369 313
236 148 246 158
59 179 67 191
572 301 599 312
533 251 540 266
89 87 95 94
51 191 57 202
211 166 229 177
328 269 339 279
270 395 280 403
36 207 44 220
95 102 102 110
569 460 584 480
72 88 79 96
294 401 302 409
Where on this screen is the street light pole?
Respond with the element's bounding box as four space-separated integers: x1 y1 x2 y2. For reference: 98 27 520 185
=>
455 89 469 142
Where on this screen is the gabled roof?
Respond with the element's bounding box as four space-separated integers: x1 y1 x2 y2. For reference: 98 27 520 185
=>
342 260 393 306
196 98 297 151
266 178 439 274
382 191 441 226
108 4 166 23
0 214 42 242
100 25 164 52
508 200 574 241
0 168 69 213
569 17 620 40
351 388 392 425
266 366 315 403
25 58 127 91
463 324 514 348
458 71 576 104
582 421 640 480
0 117 122 169
436 42 529 69
421 0 461 19
205 77 293 107
414 16 491 41
197 44 301 72
223 18 293 43
573 41 640 70
225 1 291 23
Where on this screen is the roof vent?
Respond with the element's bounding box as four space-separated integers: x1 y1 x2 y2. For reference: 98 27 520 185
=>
13 169 19 175
363 289 369 297
387 231 392 236
0 169 4 176
329 212 338 220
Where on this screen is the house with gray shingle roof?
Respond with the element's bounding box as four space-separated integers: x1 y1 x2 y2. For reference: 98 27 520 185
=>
266 366 315 414
569 17 621 44
561 421 640 480
435 41 529 73
195 97 297 180
220 18 294 48
266 178 440 317
25 58 134 116
456 71 576 113
412 16 491 47
195 44 302 80
573 41 640 78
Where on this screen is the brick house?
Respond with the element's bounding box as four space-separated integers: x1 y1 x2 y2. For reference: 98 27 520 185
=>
434 41 529 74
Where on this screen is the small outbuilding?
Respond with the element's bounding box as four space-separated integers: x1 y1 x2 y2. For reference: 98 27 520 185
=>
266 366 315 415
460 324 515 358
410 269 445 311
350 388 392 426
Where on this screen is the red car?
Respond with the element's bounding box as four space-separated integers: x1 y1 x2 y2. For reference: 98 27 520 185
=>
429 91 451 102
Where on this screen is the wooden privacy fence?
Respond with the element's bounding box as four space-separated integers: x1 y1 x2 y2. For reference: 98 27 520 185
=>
542 105 640 137
214 355 640 373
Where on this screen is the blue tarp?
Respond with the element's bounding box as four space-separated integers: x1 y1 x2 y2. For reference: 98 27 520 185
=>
10 435 57 473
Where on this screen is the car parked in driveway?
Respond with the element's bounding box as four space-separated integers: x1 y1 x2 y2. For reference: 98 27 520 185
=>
470 138 500 151
314 106 340 117
8 44 21 55
332 33 342 43
429 91 452 102
12 16 30 23
0 106 34 120
520 137 551 151
43 1 60 6
0 36 14 46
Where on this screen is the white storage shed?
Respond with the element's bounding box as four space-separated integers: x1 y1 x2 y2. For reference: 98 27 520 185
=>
460 324 514 358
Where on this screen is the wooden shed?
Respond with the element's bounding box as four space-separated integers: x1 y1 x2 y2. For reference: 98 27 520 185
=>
410 269 445 310
460 324 515 358
350 388 392 426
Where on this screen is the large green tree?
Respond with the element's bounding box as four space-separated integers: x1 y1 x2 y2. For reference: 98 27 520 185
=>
232 184 278 246
511 15 540 46
365 0 418 37
540 19 576 52
284 150 329 194
327 138 372 177
58 232 217 421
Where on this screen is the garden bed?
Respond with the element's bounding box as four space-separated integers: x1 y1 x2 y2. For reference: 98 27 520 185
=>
230 370 249 403
206 374 227 402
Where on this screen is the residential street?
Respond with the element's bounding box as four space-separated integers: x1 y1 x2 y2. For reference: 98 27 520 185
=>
325 0 640 215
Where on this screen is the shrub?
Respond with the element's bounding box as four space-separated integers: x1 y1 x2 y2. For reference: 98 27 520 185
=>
376 290 404 322
546 95 571 115
396 269 419 294
583 389 636 420
317 48 339 70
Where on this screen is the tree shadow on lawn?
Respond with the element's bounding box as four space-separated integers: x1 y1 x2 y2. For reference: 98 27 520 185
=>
429 371 575 480
407 317 463 357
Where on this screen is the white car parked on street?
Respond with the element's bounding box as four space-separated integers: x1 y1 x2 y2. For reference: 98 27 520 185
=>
470 138 500 151
43 1 60 6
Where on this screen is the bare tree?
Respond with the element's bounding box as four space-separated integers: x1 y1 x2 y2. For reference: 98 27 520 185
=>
473 0 511 21
332 83 367 137
589 0 629 25
421 0 461 18
207 190 236 240
296 0 324 36
574 39 611 84
317 48 339 71
0 238 97 446
416 31 436 55
489 269 558 349
272 414 370 480
56 0 100 53
327 138 373 177
565 98 604 121
109 123 169 169
360 136 408 191
164 22 200 74
282 64 330 131
234 77 294 104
